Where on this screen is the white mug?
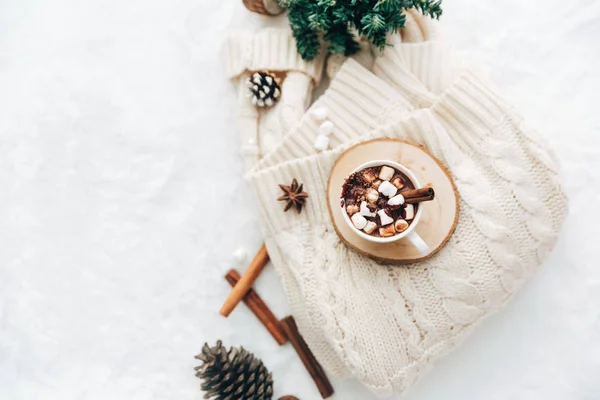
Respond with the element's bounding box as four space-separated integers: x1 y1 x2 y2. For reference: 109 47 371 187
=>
341 160 431 255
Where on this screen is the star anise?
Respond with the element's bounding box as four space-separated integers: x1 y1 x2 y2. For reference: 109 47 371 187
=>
277 178 309 213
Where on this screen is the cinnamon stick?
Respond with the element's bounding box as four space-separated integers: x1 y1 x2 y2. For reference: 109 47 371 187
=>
405 195 434 204
220 244 269 317
402 187 434 199
225 269 287 345
280 316 335 399
402 187 435 203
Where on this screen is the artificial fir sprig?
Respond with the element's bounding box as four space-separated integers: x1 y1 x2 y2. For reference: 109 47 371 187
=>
278 0 443 61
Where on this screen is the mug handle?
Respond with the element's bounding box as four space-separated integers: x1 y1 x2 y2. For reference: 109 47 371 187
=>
406 230 430 255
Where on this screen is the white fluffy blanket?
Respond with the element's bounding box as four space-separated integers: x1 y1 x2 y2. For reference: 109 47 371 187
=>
0 0 598 399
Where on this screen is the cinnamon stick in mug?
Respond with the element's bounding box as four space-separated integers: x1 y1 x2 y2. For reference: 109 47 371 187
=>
402 187 435 203
402 187 434 199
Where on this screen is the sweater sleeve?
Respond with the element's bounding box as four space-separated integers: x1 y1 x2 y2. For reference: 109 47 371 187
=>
223 28 326 84
255 58 417 169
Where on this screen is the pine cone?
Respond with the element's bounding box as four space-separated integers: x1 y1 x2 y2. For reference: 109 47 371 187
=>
243 0 284 16
195 340 274 400
246 71 281 108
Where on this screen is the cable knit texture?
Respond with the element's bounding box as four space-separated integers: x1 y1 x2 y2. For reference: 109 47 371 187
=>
247 60 567 396
238 11 567 397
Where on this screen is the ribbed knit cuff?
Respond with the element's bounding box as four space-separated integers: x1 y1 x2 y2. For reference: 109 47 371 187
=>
246 149 343 234
376 41 462 96
223 28 326 84
403 8 443 42
256 59 413 169
373 44 439 107
326 37 375 79
431 68 514 149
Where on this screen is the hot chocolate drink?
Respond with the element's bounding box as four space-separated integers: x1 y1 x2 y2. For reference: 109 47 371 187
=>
341 164 419 238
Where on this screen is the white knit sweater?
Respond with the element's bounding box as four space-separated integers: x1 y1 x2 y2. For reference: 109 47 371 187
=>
231 12 567 397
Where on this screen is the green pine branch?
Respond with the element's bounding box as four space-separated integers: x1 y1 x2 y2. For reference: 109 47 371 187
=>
278 0 443 61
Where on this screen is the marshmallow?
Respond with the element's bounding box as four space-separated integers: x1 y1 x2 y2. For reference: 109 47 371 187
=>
362 169 377 183
274 88 281 98
394 219 409 233
233 247 248 264
377 209 394 226
379 166 395 181
346 204 360 216
319 121 334 136
265 98 273 107
251 96 258 105
378 180 398 198
246 78 253 88
265 75 273 85
257 99 265 107
388 194 405 206
363 221 377 235
253 74 262 84
314 135 329 151
392 177 405 189
404 204 415 220
379 225 396 237
351 213 368 230
359 201 376 217
366 188 379 203
310 107 328 121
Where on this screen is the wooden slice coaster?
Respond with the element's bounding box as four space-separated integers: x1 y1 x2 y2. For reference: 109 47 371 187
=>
327 138 459 264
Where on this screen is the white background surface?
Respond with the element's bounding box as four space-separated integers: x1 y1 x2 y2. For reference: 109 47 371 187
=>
1 0 599 399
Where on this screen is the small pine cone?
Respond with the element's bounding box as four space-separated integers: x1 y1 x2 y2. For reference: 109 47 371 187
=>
246 71 282 108
243 0 284 16
195 340 274 400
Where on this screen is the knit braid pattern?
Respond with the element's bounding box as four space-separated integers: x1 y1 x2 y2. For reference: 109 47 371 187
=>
247 64 567 395
240 10 568 393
